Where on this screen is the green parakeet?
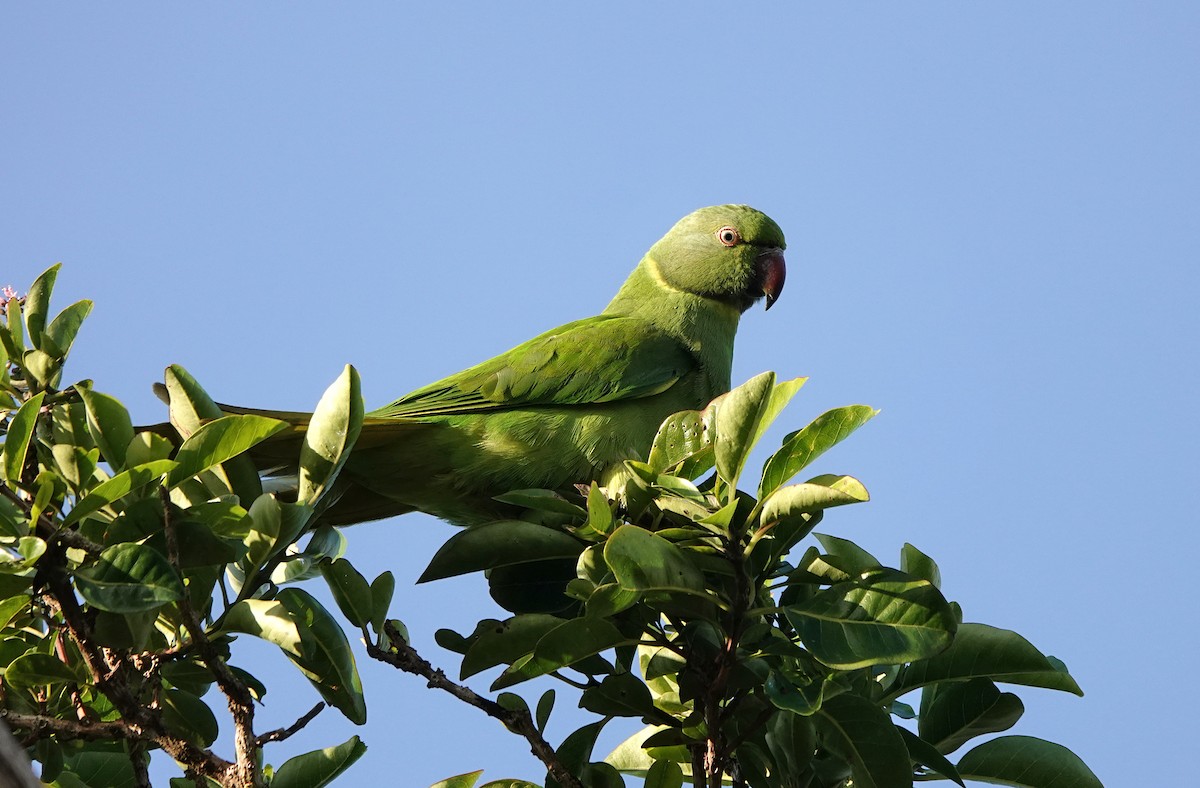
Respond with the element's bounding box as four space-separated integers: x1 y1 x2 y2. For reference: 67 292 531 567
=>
217 204 785 526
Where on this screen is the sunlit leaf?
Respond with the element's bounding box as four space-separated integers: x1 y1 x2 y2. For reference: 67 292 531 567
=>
759 405 878 497
714 371 775 489
298 365 363 506
63 460 177 527
222 589 366 724
603 525 707 597
166 414 288 488
76 388 135 471
5 651 85 689
3 391 45 482
23 263 59 348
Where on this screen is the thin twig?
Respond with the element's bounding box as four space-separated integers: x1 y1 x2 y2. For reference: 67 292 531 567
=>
367 623 583 788
255 702 325 746
0 484 102 555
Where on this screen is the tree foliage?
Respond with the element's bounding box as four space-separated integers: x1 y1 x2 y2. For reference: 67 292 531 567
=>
0 266 1098 787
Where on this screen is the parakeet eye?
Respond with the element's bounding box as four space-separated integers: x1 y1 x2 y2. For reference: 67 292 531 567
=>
716 226 740 247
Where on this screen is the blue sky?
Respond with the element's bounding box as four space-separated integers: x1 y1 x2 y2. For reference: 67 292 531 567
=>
4 4 1197 785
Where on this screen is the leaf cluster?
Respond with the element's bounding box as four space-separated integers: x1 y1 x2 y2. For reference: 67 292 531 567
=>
424 374 1099 788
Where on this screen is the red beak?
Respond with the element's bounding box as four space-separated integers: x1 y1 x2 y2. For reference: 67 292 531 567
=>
759 249 786 310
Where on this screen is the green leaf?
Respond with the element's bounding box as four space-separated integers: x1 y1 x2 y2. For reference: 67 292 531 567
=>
897 727 964 786
164 364 266 502
3 391 45 483
784 571 956 669
76 388 135 471
603 525 707 597
160 687 219 746
647 407 713 473
222 589 367 724
298 365 364 506
4 651 84 689
816 693 912 788
579 671 656 718
814 532 881 573
494 617 626 688
536 688 555 733
714 371 775 489
919 677 1024 755
900 542 941 588
461 614 565 679
369 571 395 639
760 475 870 523
0 594 29 629
271 735 367 788
23 263 59 348
43 299 93 360
759 405 878 497
0 536 46 573
125 431 174 468
166 414 288 488
764 709 817 781
419 520 582 583
494 489 586 517
890 623 1084 698
549 719 608 787
63 460 177 527
74 542 184 613
956 736 1101 787
428 772 483 788
320 558 373 628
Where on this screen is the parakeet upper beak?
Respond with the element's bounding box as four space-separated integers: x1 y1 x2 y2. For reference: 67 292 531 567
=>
759 248 786 310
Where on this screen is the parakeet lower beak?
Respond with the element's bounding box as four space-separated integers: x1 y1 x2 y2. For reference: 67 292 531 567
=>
759 249 786 310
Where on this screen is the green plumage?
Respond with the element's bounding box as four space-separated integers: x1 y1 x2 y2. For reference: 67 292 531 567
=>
223 205 786 526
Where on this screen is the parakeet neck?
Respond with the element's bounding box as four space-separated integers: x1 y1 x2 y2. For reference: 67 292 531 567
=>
603 259 740 393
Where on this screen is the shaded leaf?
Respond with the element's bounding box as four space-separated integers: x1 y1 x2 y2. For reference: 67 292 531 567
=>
919 677 1025 754
160 687 219 746
891 624 1083 698
271 735 367 788
5 652 84 689
956 735 1102 788
76 388 134 471
817 693 912 788
461 614 565 679
419 520 582 583
44 299 93 360
897 727 964 786
785 571 955 669
603 525 707 597
495 617 626 688
494 489 586 517
75 542 184 613
320 558 374 628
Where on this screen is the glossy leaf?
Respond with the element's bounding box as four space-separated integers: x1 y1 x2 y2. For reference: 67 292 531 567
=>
222 589 367 724
920 677 1024 754
43 299 93 360
271 735 367 788
0 536 46 573
603 525 707 597
461 613 564 679
891 623 1083 698
4 651 84 689
647 407 712 473
714 371 774 489
785 572 955 669
897 727 964 786
166 414 288 488
759 405 878 497
817 693 912 788
76 388 135 471
320 558 373 628
428 772 483 788
23 263 58 348
75 542 184 613
956 736 1102 787
3 391 45 482
419 520 582 582
63 460 177 527
760 475 870 523
298 365 364 506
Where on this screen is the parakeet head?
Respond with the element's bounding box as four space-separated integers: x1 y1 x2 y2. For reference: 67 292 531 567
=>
648 204 787 312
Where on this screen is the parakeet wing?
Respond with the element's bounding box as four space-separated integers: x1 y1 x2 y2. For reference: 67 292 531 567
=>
369 315 696 418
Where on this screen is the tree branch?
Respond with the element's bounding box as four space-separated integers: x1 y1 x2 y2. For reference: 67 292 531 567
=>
160 488 260 786
255 702 325 747
367 623 583 788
